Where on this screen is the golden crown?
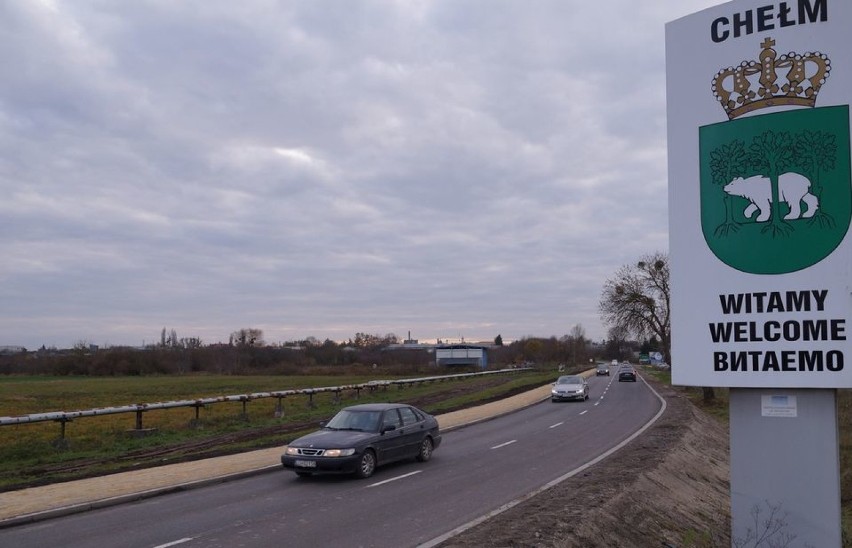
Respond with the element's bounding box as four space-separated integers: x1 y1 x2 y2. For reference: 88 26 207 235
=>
712 37 830 120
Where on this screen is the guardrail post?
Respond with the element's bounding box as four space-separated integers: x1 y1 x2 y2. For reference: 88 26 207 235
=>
190 403 203 428
332 390 341 405
51 418 70 450
240 397 249 420
274 396 285 418
306 392 315 408
135 409 144 430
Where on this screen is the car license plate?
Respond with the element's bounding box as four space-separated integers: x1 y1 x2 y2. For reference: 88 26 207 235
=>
295 459 317 468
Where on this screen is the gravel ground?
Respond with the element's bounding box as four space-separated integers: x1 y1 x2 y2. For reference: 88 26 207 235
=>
438 377 731 548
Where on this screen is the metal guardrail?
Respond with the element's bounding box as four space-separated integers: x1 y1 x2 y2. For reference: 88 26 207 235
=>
0 368 533 441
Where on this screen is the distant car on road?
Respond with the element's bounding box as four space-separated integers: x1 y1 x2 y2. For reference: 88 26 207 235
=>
596 363 610 376
551 375 589 402
618 365 637 382
281 403 441 479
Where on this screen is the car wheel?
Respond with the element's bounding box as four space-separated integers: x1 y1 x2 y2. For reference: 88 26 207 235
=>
416 437 434 462
355 449 376 479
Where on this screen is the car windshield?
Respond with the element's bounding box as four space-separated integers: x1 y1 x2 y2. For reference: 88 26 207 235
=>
557 376 583 385
325 409 381 432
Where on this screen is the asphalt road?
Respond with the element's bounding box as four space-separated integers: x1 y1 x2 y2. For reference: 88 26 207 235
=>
0 373 662 548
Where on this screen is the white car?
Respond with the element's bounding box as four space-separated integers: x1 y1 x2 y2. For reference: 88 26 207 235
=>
551 375 589 402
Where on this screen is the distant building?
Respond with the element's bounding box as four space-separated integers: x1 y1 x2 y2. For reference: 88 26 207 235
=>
435 344 488 368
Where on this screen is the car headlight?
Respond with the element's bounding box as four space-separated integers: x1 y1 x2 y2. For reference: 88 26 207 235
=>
323 448 356 458
285 446 300 455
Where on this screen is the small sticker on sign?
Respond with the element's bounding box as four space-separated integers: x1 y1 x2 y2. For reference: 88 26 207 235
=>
761 395 798 418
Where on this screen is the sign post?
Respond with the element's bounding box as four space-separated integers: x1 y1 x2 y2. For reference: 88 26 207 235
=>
666 1 851 544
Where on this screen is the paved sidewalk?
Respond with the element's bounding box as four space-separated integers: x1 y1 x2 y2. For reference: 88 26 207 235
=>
0 384 553 527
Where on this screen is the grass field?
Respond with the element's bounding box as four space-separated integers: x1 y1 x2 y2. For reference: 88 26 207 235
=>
0 369 557 490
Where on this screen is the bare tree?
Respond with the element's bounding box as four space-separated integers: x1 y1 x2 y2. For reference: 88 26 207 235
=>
600 252 671 363
567 324 587 366
607 325 630 361
600 252 715 402
229 328 264 347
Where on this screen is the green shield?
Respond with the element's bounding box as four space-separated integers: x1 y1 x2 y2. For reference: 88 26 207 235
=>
699 106 852 274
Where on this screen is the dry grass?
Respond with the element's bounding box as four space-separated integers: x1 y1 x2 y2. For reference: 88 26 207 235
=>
644 368 852 541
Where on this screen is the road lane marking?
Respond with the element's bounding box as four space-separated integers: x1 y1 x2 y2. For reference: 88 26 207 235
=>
490 439 517 449
153 539 194 548
579 410 588 415
549 422 564 428
367 470 421 487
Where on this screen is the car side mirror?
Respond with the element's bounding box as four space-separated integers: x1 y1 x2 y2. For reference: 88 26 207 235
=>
381 425 397 434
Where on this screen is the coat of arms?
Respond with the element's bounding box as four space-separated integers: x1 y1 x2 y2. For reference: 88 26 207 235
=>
699 37 851 274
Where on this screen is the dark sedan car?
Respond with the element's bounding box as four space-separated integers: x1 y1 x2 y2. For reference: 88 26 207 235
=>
281 403 442 479
618 366 637 382
596 363 610 376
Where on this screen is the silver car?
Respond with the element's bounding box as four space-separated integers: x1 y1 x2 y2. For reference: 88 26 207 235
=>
551 375 589 402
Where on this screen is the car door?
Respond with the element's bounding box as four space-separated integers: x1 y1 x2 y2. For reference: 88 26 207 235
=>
376 408 406 463
397 406 426 458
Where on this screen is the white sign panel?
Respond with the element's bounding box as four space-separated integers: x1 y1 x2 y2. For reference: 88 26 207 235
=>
667 0 852 388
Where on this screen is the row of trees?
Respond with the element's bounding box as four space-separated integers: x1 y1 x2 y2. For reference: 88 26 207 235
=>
0 332 625 376
0 319 665 376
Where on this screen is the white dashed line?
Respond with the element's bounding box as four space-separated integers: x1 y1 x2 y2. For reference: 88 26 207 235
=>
579 410 588 415
368 470 422 487
491 439 517 449
549 422 564 428
153 539 194 548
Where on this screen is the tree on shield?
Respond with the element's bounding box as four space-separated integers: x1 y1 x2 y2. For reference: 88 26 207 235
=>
749 130 795 237
794 129 838 229
709 139 748 237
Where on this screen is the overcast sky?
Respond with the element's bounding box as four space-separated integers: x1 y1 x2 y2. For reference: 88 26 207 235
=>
1 0 720 350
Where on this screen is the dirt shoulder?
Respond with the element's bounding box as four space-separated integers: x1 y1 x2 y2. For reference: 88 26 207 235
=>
439 378 731 548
